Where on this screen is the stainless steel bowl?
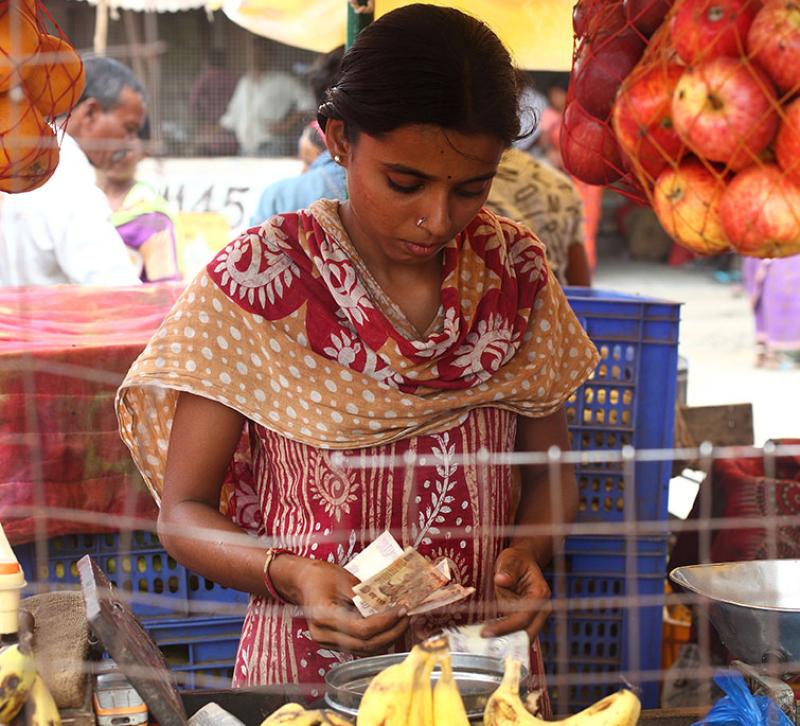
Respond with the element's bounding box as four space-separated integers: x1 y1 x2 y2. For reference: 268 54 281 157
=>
670 560 800 665
324 652 526 721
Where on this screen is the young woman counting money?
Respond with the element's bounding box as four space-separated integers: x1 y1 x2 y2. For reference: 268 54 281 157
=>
116 4 598 710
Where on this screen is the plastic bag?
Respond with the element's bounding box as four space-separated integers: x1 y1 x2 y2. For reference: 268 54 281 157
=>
691 671 793 726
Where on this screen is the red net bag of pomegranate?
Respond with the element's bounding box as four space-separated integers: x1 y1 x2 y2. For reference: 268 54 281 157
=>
562 0 800 259
0 0 85 193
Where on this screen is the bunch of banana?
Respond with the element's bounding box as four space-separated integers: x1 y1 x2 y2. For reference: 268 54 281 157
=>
356 636 470 726
260 703 352 725
0 639 60 726
484 657 641 726
0 640 36 723
18 672 61 726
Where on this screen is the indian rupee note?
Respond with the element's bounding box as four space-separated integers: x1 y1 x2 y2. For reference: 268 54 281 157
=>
352 547 448 616
344 531 404 582
407 583 476 616
443 623 530 670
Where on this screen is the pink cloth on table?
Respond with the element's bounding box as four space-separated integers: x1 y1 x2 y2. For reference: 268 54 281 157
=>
0 284 182 543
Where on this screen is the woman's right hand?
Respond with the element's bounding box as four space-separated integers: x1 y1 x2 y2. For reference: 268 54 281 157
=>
271 555 410 656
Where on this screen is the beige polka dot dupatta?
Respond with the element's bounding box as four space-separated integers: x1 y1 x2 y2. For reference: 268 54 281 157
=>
116 200 599 504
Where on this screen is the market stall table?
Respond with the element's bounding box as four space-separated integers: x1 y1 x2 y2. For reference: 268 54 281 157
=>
0 284 183 544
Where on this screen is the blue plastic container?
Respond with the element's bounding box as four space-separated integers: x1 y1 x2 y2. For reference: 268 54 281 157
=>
564 287 681 529
141 615 244 690
541 535 669 713
545 288 679 713
13 531 249 618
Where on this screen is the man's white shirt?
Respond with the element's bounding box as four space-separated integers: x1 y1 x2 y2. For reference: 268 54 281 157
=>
220 71 316 156
0 132 142 287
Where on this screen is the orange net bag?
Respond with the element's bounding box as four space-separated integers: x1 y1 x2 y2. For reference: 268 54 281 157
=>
562 0 800 259
0 0 85 194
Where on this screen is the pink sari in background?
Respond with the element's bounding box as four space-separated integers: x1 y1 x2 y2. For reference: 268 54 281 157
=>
742 256 800 359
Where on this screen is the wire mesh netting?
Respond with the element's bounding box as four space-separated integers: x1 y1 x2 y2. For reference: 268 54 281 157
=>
1 2 799 725
3 276 799 721
41 2 322 160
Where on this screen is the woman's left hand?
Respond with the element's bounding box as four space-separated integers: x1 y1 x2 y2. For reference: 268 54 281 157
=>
481 545 551 640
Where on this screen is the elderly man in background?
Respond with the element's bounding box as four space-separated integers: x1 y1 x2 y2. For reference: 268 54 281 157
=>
0 56 145 287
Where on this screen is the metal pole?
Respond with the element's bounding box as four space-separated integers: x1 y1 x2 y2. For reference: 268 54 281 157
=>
346 0 374 48
94 0 109 56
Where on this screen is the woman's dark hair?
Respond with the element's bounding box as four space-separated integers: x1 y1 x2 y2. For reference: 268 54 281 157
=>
318 4 521 147
309 45 345 107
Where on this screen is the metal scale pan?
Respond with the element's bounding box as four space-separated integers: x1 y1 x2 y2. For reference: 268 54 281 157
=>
670 560 800 667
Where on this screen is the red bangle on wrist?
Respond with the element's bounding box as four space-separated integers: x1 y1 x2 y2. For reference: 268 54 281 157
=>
263 547 291 604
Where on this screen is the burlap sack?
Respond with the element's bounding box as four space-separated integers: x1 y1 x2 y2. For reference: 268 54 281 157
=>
21 591 89 709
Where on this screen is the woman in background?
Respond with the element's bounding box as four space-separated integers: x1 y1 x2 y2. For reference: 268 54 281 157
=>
742 256 800 369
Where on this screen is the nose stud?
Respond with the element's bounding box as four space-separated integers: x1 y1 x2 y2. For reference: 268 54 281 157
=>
416 217 427 228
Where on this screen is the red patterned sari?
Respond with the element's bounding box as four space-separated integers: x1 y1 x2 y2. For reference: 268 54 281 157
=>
117 199 598 706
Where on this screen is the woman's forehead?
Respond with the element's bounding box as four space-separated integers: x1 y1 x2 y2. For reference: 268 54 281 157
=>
356 125 504 178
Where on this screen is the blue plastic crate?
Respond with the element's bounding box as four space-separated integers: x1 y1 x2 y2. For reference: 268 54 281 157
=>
13 531 249 618
141 615 244 690
541 535 669 712
564 288 681 527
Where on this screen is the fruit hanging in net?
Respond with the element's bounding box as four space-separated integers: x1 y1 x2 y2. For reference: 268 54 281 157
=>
563 0 800 259
0 0 85 194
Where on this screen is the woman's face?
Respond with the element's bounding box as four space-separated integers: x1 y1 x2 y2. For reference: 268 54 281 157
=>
327 121 504 267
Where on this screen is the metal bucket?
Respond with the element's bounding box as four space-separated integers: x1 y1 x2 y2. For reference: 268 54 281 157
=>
670 560 800 666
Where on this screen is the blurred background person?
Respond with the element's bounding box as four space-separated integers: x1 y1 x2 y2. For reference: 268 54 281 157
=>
221 39 316 157
0 56 144 287
249 46 346 225
742 256 800 370
297 121 326 171
513 70 547 156
97 122 181 283
533 70 601 273
486 147 591 287
188 47 238 157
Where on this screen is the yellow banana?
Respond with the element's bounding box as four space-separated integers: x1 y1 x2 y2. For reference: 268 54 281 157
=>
356 646 430 726
407 639 442 726
484 657 641 726
560 690 641 726
432 650 470 726
260 703 316 725
484 657 539 726
260 703 353 725
0 642 37 724
319 711 353 725
21 673 61 726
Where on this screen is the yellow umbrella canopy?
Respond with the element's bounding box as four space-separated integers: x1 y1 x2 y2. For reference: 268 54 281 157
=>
222 0 574 71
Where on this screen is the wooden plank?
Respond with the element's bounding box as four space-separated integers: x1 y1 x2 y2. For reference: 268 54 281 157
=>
678 403 754 448
638 707 708 725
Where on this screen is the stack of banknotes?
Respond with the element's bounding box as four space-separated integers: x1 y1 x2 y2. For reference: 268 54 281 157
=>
345 531 475 617
345 532 531 669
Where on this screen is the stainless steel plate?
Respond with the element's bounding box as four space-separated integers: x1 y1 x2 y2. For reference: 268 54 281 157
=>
324 652 525 721
670 560 800 665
